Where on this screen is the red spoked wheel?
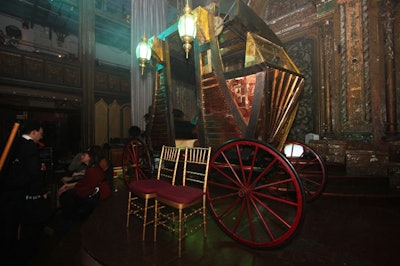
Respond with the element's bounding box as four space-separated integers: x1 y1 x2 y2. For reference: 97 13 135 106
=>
283 142 327 202
207 139 305 248
122 138 152 184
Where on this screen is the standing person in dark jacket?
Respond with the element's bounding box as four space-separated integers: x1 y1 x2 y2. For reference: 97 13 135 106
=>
0 120 51 265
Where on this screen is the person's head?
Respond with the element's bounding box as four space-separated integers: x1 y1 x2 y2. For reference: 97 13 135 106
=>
128 126 141 138
21 120 43 143
173 109 185 120
144 113 150 124
82 145 104 166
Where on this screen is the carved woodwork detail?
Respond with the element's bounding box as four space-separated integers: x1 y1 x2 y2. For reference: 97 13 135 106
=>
285 38 315 142
339 0 371 136
320 19 334 135
380 0 398 138
0 49 130 99
321 20 333 134
362 0 371 123
264 0 311 21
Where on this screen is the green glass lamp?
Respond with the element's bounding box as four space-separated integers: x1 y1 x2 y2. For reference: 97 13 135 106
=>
136 34 152 75
178 0 197 59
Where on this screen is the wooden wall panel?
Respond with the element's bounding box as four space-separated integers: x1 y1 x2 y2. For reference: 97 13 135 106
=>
64 65 81 86
108 74 120 91
108 100 121 140
121 76 130 92
24 57 44 81
45 62 64 84
121 105 131 138
95 71 108 90
95 98 109 146
0 51 22 78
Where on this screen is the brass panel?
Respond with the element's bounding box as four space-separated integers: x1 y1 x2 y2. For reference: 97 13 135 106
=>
194 6 211 44
109 100 121 138
151 37 164 63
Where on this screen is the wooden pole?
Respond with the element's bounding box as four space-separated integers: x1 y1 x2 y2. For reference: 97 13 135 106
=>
0 122 20 172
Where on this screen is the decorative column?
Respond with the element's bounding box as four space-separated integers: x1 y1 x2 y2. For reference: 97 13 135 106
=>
320 19 334 136
337 0 372 141
380 0 398 140
130 0 166 130
79 0 96 148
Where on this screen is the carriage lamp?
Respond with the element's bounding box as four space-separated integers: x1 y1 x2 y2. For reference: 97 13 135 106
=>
283 143 304 158
178 0 197 59
136 34 152 75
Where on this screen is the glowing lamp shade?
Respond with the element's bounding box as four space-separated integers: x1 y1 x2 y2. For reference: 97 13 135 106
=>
136 35 152 75
178 1 196 58
284 143 304 158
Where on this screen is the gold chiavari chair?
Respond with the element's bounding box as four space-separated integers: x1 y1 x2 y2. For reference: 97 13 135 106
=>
154 146 212 257
126 145 181 240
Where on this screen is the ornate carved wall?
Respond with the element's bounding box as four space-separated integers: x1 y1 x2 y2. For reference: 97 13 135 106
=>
286 38 317 142
260 0 399 172
265 0 399 145
335 0 373 140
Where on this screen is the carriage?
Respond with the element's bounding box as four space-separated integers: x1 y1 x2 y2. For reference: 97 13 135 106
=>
122 1 327 249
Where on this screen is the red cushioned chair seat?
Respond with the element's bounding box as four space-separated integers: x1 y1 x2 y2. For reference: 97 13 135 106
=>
157 185 203 204
128 179 171 194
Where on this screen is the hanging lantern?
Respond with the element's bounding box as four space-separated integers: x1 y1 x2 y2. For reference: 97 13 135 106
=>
178 0 197 59
136 34 152 75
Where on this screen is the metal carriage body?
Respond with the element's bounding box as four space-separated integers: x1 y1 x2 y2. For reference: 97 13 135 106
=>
142 0 326 249
149 1 304 152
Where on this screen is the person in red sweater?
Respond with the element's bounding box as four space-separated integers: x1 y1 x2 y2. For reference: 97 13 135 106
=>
58 145 111 221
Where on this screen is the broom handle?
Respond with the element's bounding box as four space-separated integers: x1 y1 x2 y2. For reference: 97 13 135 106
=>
0 122 20 172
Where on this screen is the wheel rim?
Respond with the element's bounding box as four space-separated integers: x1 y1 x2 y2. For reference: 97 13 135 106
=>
122 139 152 184
207 139 305 248
283 141 327 202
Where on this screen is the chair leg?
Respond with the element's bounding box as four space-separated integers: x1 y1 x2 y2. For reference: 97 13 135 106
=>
203 199 207 238
142 198 148 241
126 192 131 228
154 200 158 242
178 208 182 258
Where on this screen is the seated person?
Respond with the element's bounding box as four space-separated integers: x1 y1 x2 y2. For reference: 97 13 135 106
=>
128 125 141 139
173 109 198 139
99 150 114 192
60 148 113 189
57 145 111 221
127 125 146 145
60 152 87 184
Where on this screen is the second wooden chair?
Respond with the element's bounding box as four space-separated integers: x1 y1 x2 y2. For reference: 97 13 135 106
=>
126 145 181 240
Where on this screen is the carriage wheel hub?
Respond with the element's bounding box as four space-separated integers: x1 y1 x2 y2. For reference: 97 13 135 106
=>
238 187 249 197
